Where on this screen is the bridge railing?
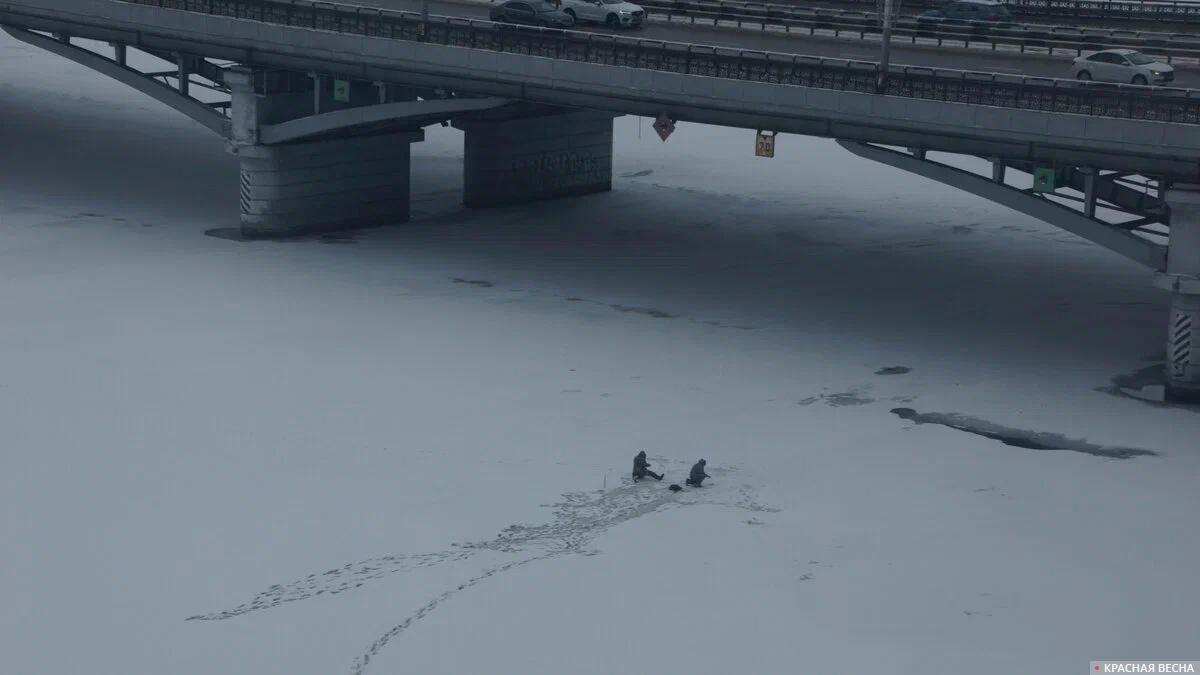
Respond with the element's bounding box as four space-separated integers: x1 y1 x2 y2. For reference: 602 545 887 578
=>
635 1 1200 64
672 0 1200 26
116 0 1200 123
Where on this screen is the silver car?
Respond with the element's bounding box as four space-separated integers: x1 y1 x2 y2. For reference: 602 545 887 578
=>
560 0 646 28
1071 49 1174 86
489 0 577 28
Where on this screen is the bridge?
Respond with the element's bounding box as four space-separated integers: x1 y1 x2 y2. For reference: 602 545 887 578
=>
2 0 1200 402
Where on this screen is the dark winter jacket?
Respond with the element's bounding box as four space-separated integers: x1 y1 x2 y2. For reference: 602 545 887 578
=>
689 460 709 483
633 452 651 475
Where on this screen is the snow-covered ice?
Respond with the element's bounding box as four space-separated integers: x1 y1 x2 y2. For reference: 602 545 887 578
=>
2 33 1198 675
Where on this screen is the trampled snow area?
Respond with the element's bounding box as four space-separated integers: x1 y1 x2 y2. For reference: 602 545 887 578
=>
3 33 1199 675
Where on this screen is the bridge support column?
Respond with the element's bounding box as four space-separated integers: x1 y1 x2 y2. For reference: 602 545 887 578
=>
1154 183 1200 403
225 67 423 238
229 133 423 238
453 110 616 207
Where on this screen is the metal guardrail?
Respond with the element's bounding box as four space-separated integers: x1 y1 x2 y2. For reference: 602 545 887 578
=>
80 0 1200 123
640 0 1196 39
635 0 1200 64
724 0 1200 26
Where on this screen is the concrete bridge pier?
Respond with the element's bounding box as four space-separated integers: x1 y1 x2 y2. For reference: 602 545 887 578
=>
452 109 617 208
1155 183 1200 403
225 67 423 238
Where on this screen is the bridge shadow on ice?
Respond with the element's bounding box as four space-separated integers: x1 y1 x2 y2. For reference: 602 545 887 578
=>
0 75 1169 392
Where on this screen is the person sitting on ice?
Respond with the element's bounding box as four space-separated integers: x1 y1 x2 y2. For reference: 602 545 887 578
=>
632 451 663 482
685 459 710 487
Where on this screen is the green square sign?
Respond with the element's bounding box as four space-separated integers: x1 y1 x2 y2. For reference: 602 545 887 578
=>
333 79 350 103
1033 167 1056 193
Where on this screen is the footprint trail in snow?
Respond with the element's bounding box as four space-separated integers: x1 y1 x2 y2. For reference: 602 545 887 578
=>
185 471 776 675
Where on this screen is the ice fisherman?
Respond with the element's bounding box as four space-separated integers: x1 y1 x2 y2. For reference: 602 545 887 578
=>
685 459 710 487
632 451 664 482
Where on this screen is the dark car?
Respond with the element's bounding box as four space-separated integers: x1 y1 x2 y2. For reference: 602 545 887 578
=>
917 0 1014 26
489 0 576 27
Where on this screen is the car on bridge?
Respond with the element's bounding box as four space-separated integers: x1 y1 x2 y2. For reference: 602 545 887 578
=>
488 0 577 28
1071 49 1174 86
560 0 646 29
916 0 1015 26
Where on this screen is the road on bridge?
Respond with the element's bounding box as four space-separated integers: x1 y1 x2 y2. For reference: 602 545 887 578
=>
376 0 1200 87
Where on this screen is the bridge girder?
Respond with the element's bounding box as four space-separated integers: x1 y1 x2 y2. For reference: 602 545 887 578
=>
2 25 231 136
838 140 1169 271
4 26 520 144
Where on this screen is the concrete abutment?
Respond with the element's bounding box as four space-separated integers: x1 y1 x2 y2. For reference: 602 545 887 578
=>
1157 183 1200 403
230 132 423 238
453 110 617 208
225 67 423 238
224 68 617 235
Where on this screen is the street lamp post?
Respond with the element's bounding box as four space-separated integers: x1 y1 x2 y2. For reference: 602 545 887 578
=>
877 0 895 93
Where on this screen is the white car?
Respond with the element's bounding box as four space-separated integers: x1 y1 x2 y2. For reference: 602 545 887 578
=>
1071 49 1175 86
560 0 646 28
